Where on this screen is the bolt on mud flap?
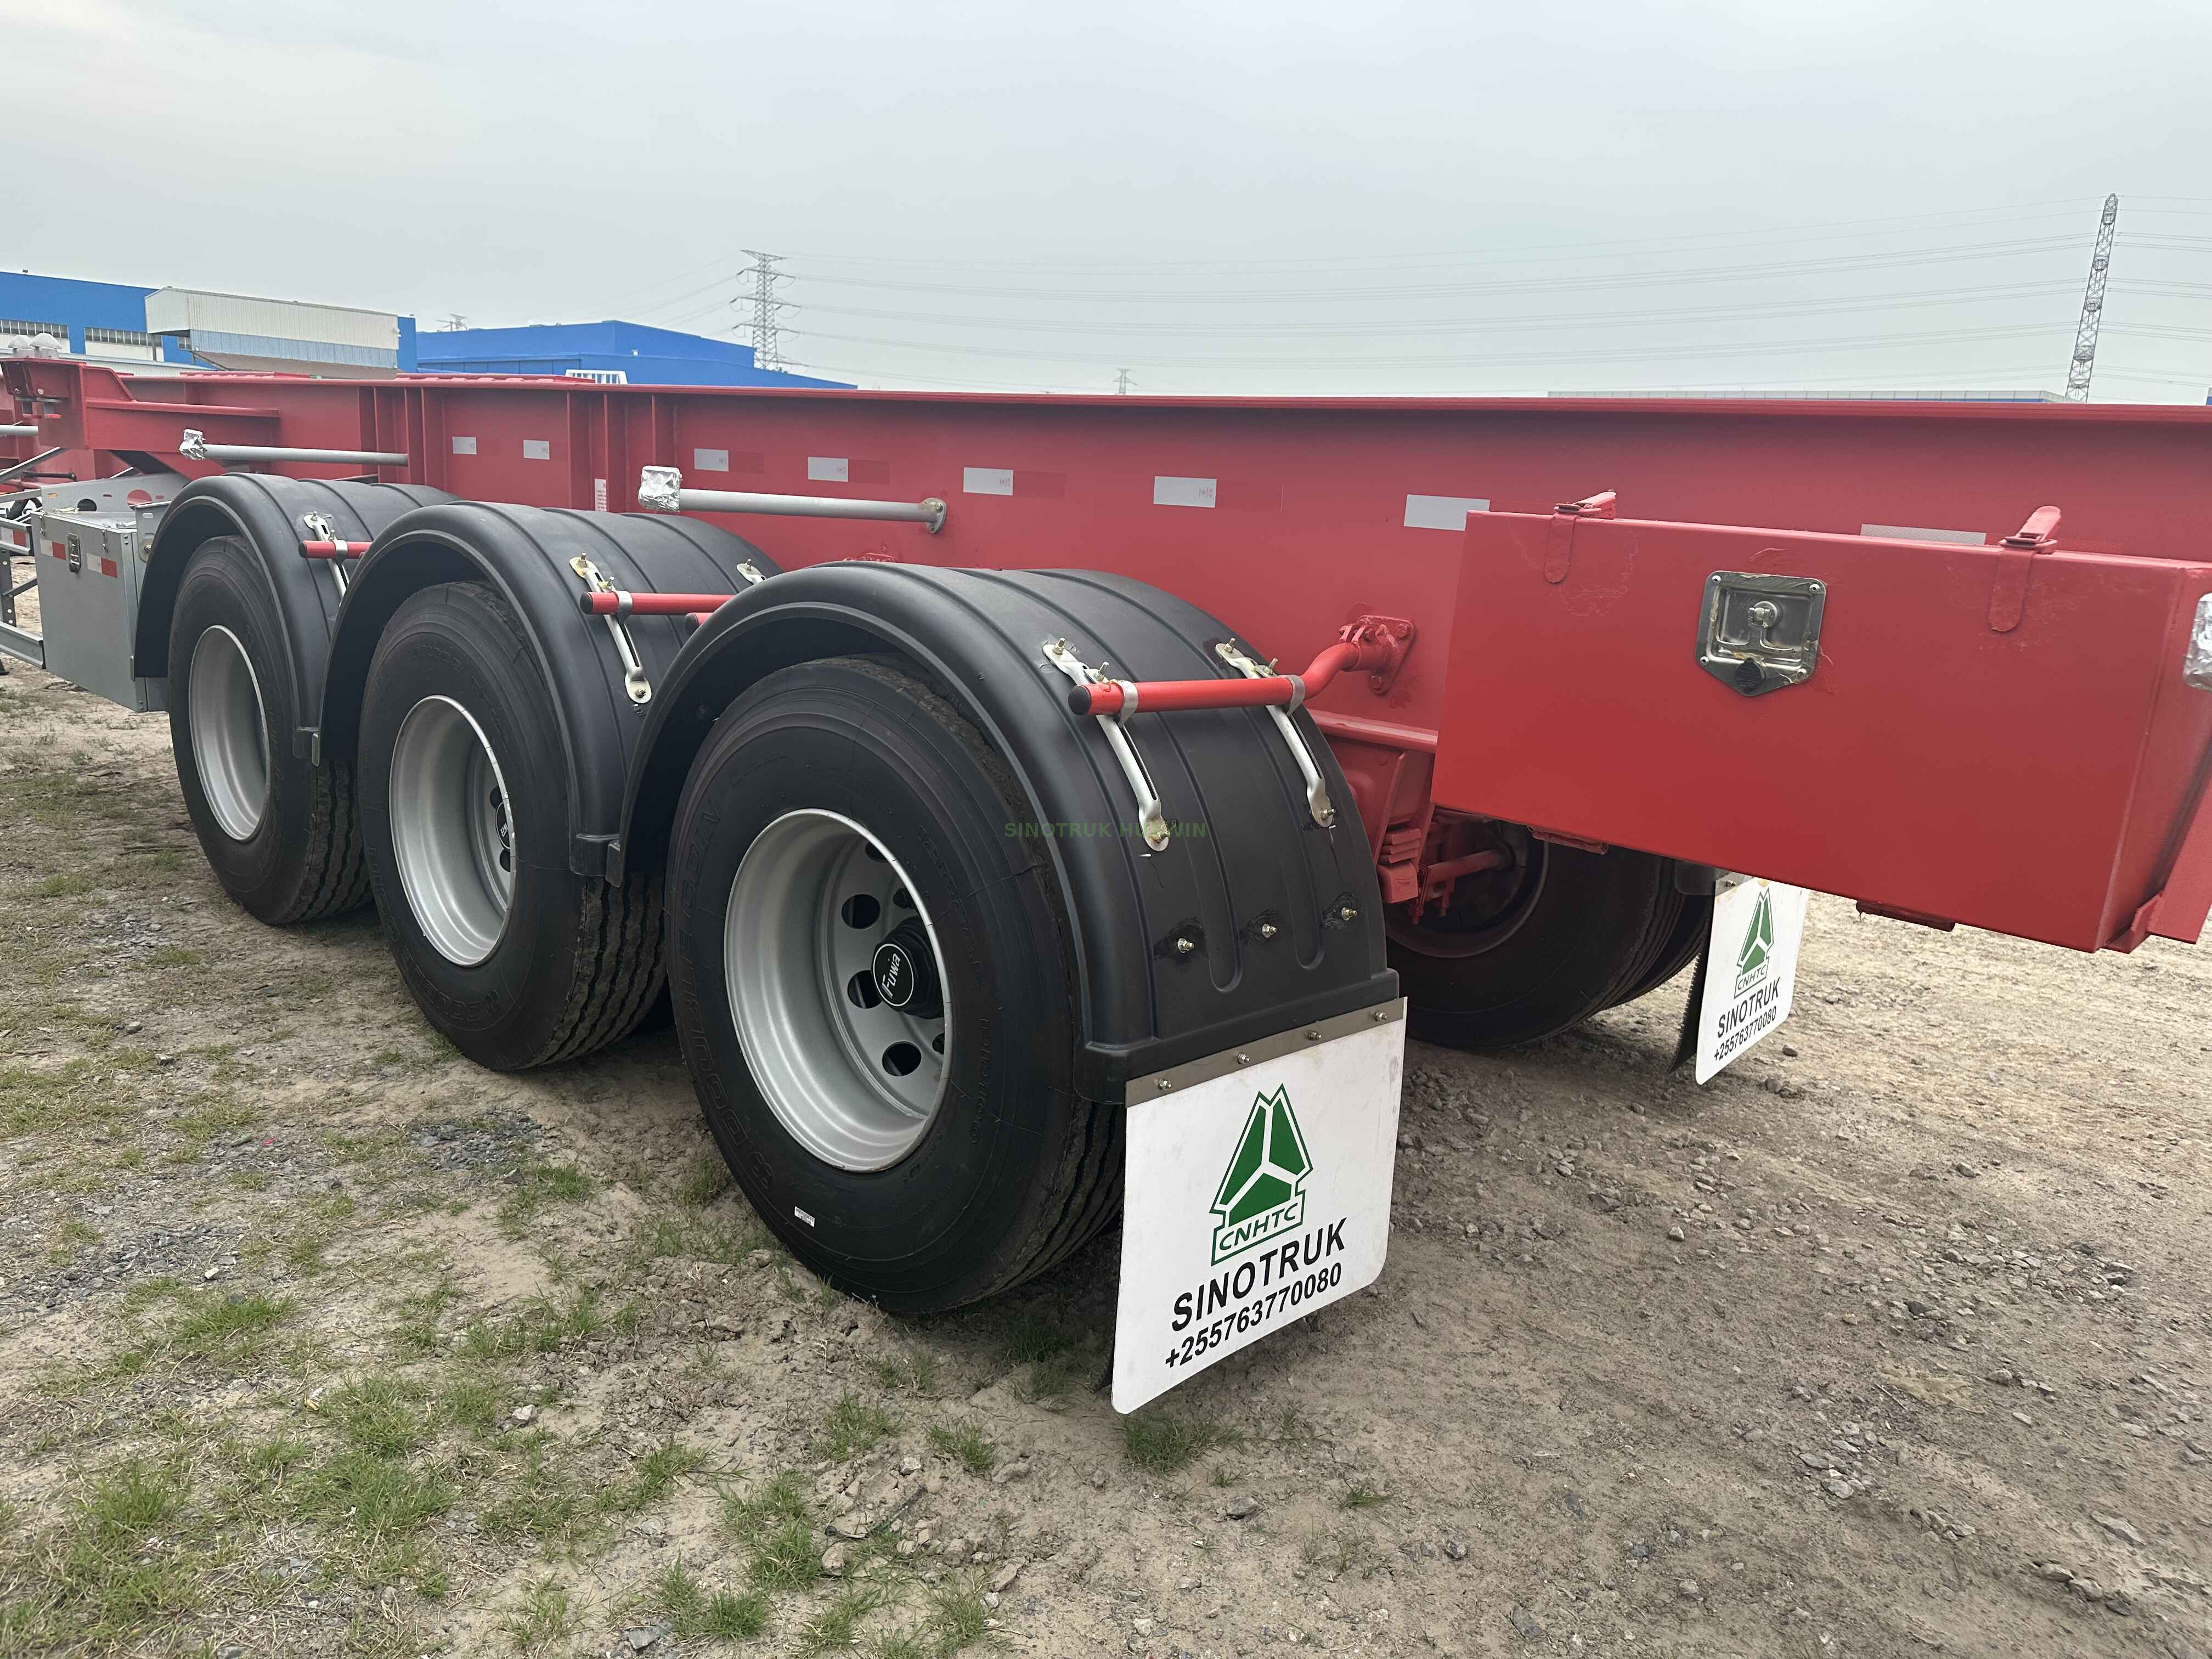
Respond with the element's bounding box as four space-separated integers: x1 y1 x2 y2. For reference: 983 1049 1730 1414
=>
1111 998 1406 1413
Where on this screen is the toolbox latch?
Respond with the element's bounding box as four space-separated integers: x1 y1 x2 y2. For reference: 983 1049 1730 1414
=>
1697 571 1824 697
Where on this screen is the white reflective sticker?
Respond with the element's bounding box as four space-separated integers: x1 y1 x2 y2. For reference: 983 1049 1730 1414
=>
807 456 849 482
1153 476 1217 509
1859 522 1986 546
592 478 608 512
1114 1011 1404 1413
794 1206 815 1227
1404 493 1491 531
450 436 477 455
1694 877 1811 1083
963 467 1014 496
694 448 730 472
522 439 551 461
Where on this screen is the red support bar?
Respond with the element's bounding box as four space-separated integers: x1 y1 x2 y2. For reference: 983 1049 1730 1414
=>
298 540 373 558
578 589 737 617
1068 637 1398 718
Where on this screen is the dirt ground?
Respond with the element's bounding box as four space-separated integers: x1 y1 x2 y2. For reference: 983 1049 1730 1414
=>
1 650 2208 1659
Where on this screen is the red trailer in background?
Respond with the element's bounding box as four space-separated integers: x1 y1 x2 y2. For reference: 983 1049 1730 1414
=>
5 356 2209 1405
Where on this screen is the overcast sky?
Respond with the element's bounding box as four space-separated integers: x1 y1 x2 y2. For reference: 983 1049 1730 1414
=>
12 0 2212 399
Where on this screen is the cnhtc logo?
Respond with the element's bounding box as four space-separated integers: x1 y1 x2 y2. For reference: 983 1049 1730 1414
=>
1210 1086 1312 1263
1733 883 1775 996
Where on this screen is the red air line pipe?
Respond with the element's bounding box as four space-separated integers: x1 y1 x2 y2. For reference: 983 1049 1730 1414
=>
578 590 734 618
298 540 374 558
1068 638 1398 718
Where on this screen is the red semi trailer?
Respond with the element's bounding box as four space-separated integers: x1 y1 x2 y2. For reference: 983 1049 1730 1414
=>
5 358 2209 1408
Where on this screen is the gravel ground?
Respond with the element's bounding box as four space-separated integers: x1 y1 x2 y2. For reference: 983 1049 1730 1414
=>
0 653 2207 1659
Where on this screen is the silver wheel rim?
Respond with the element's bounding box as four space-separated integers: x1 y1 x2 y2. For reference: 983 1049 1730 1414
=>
388 695 516 967
188 625 269 841
725 809 951 1172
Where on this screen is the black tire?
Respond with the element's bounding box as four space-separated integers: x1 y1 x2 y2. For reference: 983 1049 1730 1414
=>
168 534 369 925
666 655 1121 1313
358 582 664 1070
1604 889 1713 1008
1390 840 1685 1050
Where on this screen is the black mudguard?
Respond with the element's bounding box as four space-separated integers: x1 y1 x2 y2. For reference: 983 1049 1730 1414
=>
616 563 1396 1096
317 502 777 878
137 475 454 757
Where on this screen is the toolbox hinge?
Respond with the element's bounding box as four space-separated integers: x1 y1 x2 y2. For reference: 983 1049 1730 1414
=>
1986 504 2062 634
1544 490 1617 585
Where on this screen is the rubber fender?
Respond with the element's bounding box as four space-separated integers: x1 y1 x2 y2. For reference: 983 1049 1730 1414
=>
617 563 1396 1096
319 502 777 879
137 475 453 756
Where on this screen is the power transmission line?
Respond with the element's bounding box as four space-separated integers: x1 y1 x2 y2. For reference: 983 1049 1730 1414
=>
737 251 793 371
2066 195 2119 400
791 279 2079 341
781 198 2104 274
1115 368 1133 393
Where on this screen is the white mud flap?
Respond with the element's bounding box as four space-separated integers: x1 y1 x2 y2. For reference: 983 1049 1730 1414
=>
1692 875 1811 1082
1113 1000 1406 1413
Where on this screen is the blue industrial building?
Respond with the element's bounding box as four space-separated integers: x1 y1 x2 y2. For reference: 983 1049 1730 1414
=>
413 320 848 388
0 272 848 389
0 272 201 364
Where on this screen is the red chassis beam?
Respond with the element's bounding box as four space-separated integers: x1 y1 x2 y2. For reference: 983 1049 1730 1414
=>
12 357 2212 953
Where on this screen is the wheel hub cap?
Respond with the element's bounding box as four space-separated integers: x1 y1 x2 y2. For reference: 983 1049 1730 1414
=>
188 625 270 841
725 809 950 1172
388 695 516 967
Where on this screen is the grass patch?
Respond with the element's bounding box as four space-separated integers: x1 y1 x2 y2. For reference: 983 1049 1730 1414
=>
748 1515 823 1593
1122 1410 1242 1474
722 1470 809 1541
1300 1527 1387 1579
724 1472 820 1592
500 1578 572 1651
614 1438 707 1510
872 1349 941 1397
819 1392 896 1462
296 1447 452 1539
1004 1314 1076 1367
329 1375 433 1458
635 1208 768 1268
460 1288 606 1359
799 1581 895 1655
168 1292 290 1362
699 1587 770 1639
678 1152 733 1208
149 945 201 969
478 1443 594 1545
1340 1480 1387 1509
34 871 94 899
499 1163 594 1234
441 1375 502 1435
927 1576 991 1652
927 1424 995 1476
20 1460 203 1644
654 1561 769 1639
